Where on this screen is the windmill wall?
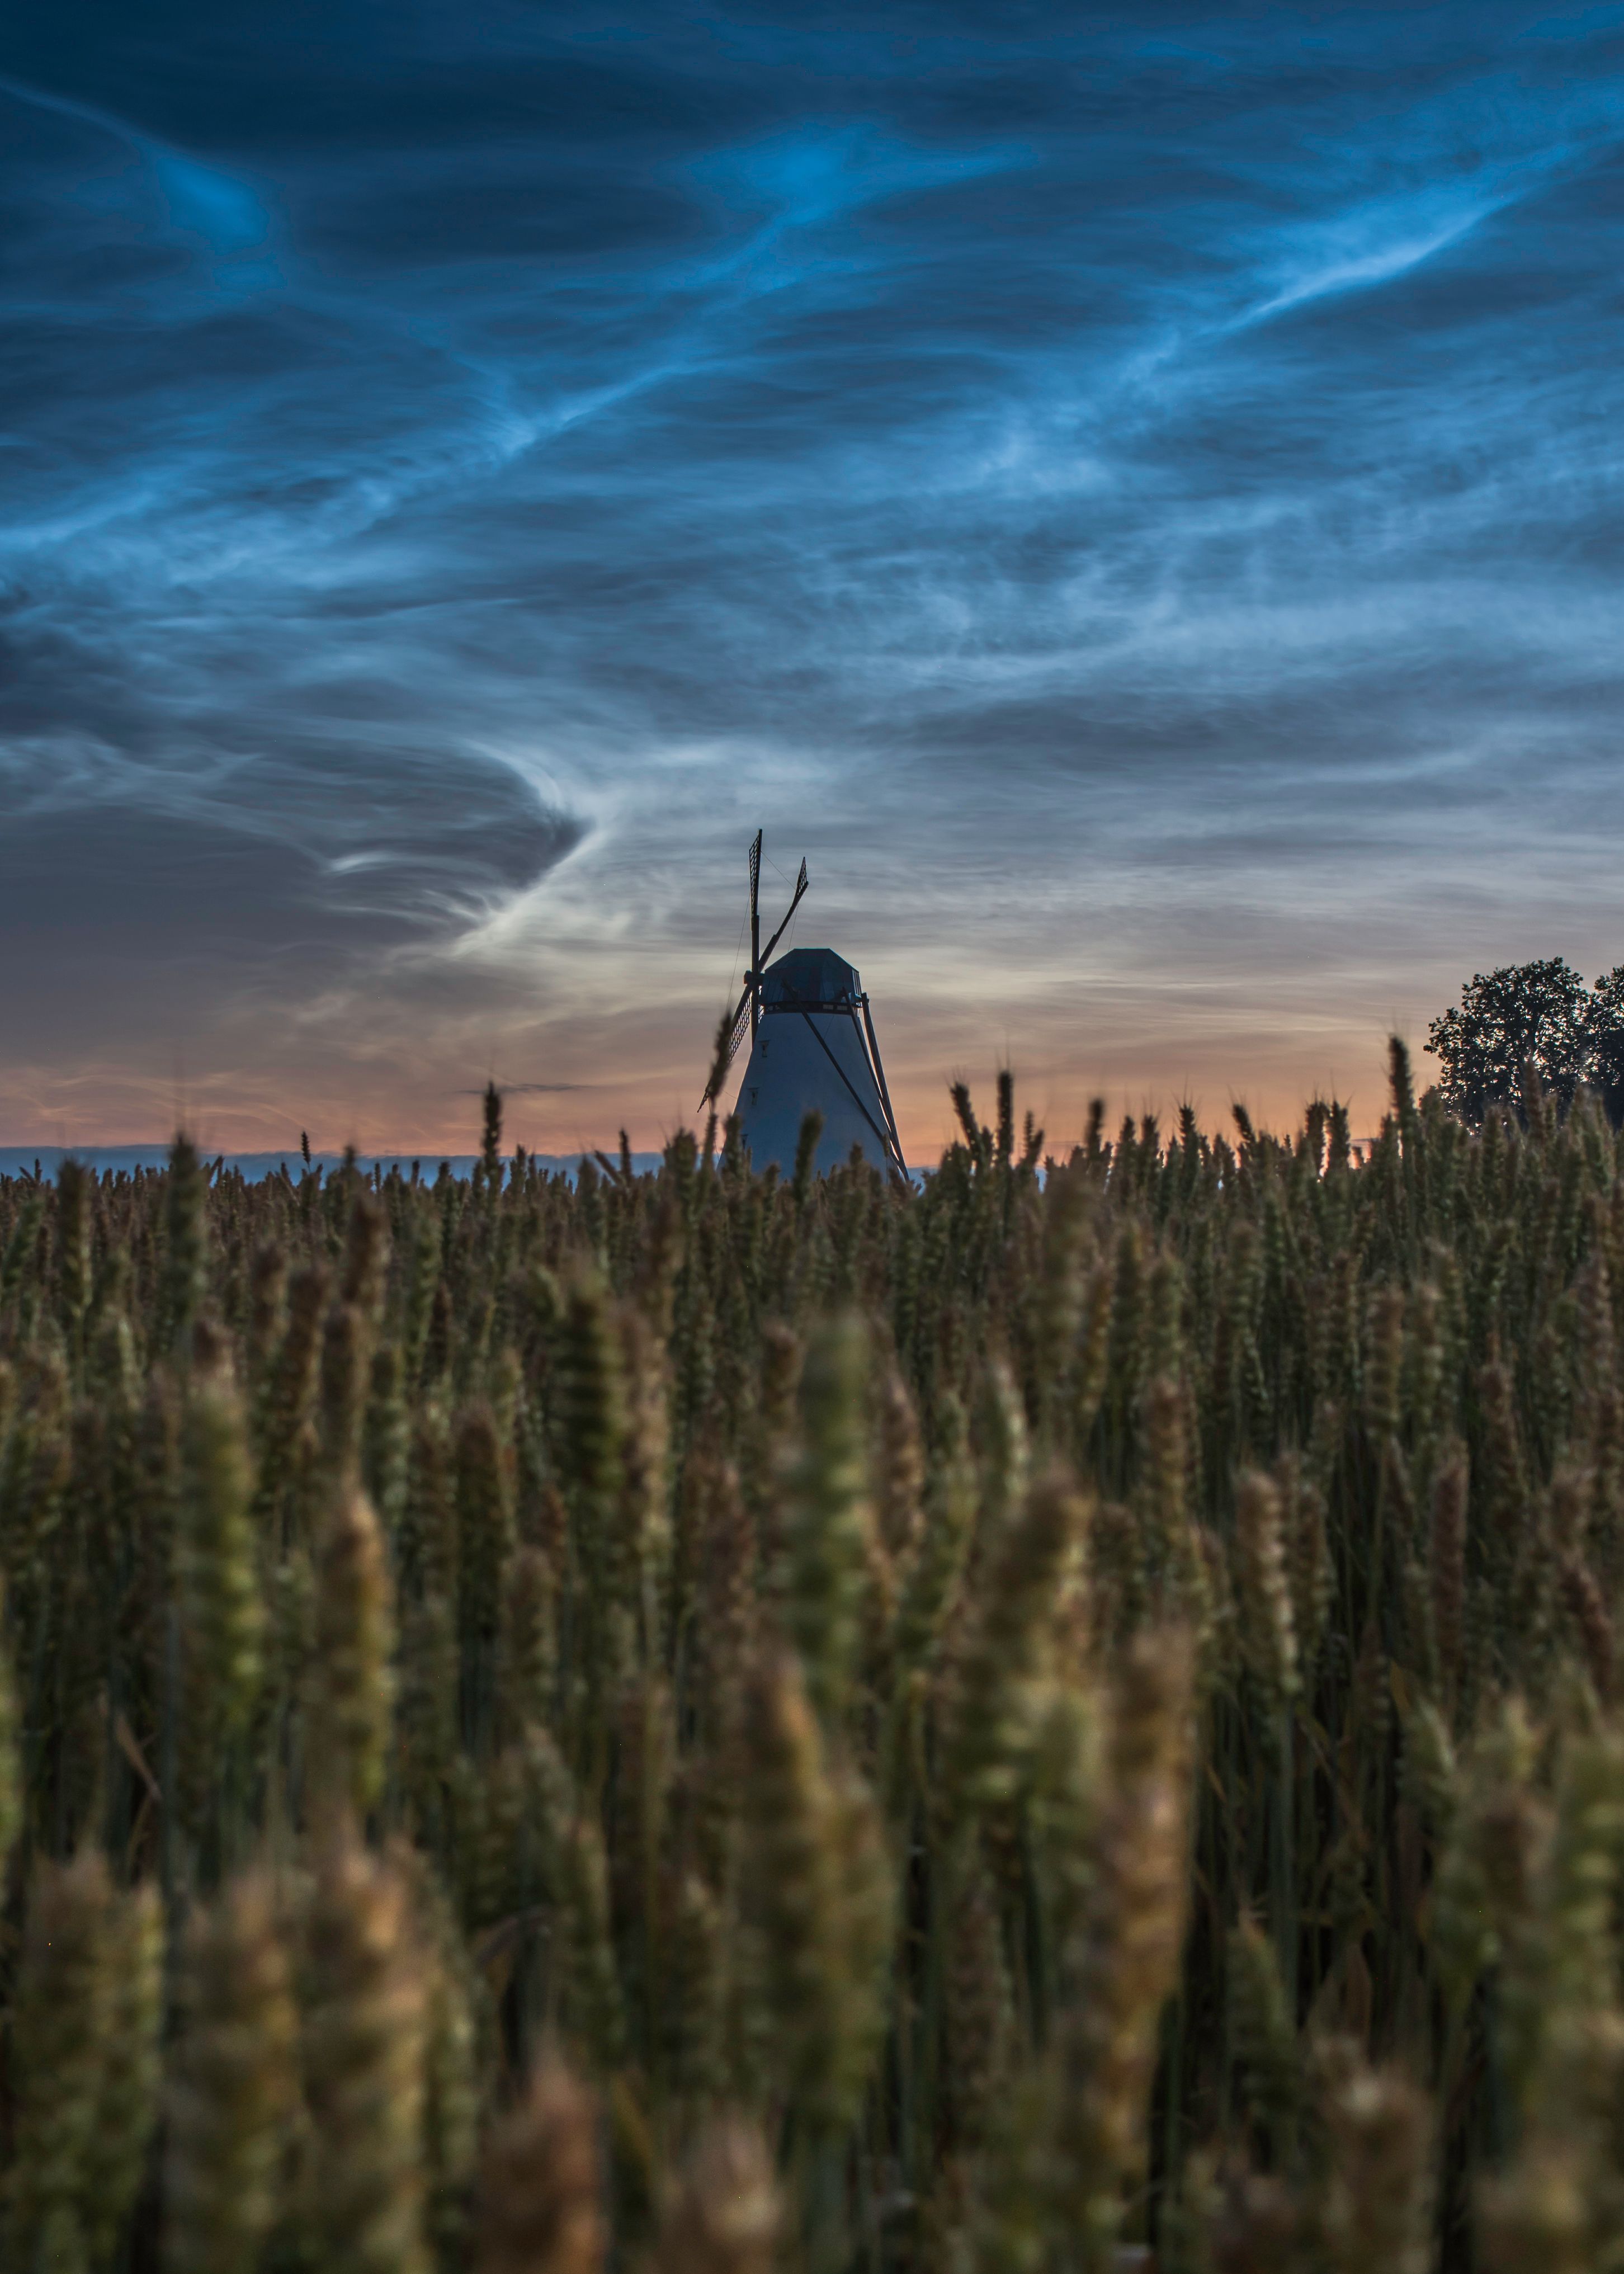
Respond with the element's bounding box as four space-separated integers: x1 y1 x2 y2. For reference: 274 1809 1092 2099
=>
734 946 895 1176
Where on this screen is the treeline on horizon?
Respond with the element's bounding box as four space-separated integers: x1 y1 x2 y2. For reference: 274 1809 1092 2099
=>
0 1054 1620 2272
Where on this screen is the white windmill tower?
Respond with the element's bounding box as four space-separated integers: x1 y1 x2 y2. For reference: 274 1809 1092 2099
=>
702 832 907 1180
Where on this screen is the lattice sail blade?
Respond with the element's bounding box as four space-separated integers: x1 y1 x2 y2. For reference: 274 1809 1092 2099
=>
700 976 756 1105
758 858 810 969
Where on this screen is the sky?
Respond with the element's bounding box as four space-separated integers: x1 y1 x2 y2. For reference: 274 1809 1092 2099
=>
5 2 1624 1159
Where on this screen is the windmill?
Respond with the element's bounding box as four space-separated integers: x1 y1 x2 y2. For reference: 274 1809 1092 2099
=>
702 832 907 1180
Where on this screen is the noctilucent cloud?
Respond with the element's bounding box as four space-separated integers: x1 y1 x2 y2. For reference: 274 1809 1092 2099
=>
4 4 1624 1157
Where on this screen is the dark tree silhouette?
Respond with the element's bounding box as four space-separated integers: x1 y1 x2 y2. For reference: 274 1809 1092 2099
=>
1588 965 1624 1124
1426 958 1624 1125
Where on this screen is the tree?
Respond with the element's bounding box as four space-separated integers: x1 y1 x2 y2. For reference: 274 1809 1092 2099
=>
1424 959 1594 1125
1588 965 1624 1125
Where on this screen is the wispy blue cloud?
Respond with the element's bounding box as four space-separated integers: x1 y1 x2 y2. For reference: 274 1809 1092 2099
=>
4 4 1624 1150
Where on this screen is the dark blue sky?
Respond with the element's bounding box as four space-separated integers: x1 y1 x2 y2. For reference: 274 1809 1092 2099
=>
4 4 1624 1150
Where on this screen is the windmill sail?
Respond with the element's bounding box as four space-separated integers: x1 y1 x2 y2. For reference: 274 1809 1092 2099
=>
701 848 810 1107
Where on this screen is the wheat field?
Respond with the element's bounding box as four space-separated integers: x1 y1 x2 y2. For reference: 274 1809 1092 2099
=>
0 1046 1616 2273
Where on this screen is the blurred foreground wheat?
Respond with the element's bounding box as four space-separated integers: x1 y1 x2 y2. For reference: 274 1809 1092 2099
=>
0 1054 1618 2273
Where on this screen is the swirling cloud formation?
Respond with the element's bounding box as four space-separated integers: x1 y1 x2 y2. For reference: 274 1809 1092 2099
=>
4 4 1624 1151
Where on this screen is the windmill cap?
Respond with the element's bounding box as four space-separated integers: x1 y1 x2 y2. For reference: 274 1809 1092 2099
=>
760 946 860 1007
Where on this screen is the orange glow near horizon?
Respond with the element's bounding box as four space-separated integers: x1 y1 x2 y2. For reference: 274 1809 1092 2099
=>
0 1012 1423 1165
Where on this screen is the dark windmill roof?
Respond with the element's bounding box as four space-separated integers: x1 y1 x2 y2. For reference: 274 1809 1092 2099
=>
759 947 860 1007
